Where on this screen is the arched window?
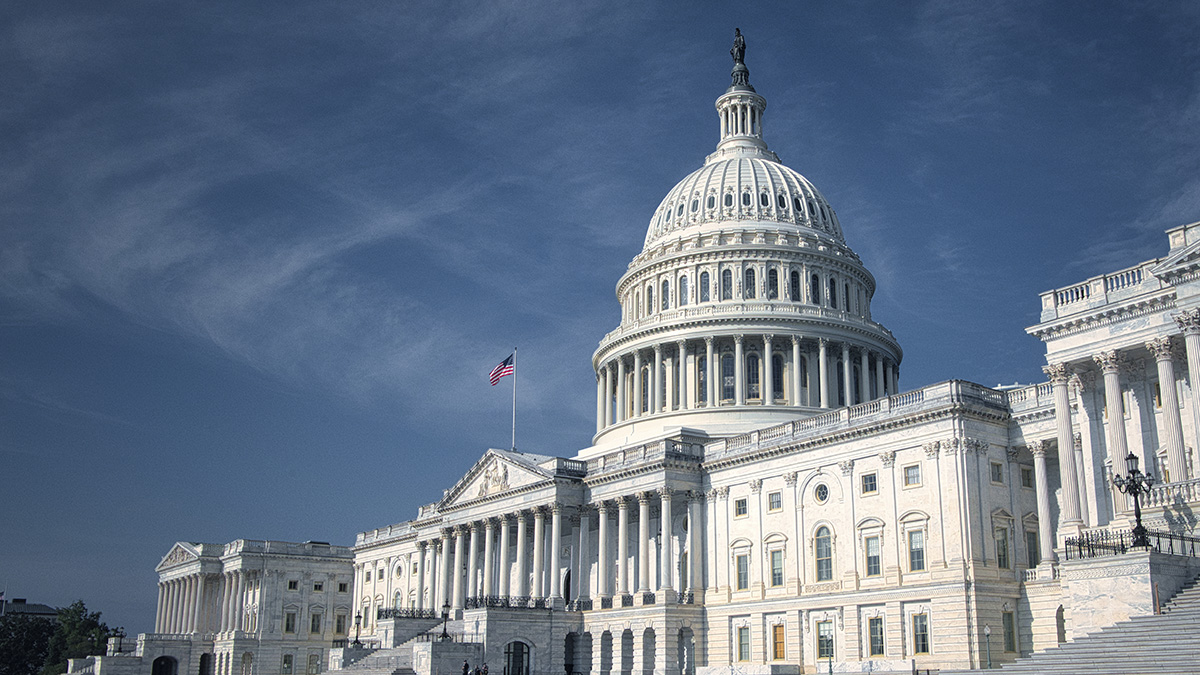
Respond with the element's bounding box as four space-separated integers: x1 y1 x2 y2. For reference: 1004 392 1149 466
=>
724 193 733 207
721 270 733 300
690 199 698 213
793 196 803 212
721 353 735 401
700 272 710 302
772 354 785 400
676 203 684 217
706 195 715 209
679 276 689 306
777 194 786 209
742 192 751 207
647 286 654 315
828 279 837 309
759 192 770 207
815 527 833 581
504 641 531 675
747 353 761 400
768 269 779 299
635 291 641 318
697 355 707 404
744 268 756 299
790 271 800 301
662 280 670 311
807 199 816 219
844 283 851 311
810 274 821 305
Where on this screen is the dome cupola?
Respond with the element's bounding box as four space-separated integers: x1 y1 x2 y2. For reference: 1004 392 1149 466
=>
587 31 902 452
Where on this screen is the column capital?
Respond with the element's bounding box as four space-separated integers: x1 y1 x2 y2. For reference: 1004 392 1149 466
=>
1146 336 1174 361
1028 439 1047 458
616 495 630 509
1093 350 1122 373
749 478 763 493
879 450 897 467
1073 431 1083 450
637 490 655 505
551 502 564 514
595 499 611 513
783 472 798 487
923 441 940 458
734 334 745 346
483 517 496 530
660 486 676 498
763 333 774 344
838 459 854 476
791 334 801 346
688 489 706 502
654 343 663 356
534 505 548 518
1007 448 1020 463
818 337 828 348
1174 308 1200 335
1042 362 1070 384
704 335 714 347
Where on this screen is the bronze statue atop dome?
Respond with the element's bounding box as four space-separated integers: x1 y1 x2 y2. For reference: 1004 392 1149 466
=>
731 28 746 65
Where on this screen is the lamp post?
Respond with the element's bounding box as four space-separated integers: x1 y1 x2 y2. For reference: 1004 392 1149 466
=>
983 624 991 669
352 611 362 647
1113 452 1156 548
440 601 451 641
114 627 126 653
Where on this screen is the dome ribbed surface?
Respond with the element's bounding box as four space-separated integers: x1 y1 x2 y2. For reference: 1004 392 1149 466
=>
643 156 843 251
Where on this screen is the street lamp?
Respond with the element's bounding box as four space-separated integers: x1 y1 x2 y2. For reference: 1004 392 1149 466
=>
440 601 451 641
1113 452 1155 548
353 611 362 647
983 624 991 669
114 627 126 653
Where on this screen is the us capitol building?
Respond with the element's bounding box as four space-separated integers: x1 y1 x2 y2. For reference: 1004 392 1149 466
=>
72 33 1200 675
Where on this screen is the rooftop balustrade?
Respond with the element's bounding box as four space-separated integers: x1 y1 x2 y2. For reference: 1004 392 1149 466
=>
1037 259 1168 323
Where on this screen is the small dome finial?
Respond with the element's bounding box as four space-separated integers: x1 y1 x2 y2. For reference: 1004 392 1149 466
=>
729 29 753 91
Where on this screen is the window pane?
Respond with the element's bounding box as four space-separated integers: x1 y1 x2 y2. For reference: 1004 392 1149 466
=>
770 550 784 587
738 626 750 661
700 272 710 302
722 270 733 300
913 614 929 654
868 617 885 656
861 473 877 494
1026 530 1040 568
768 269 779 299
909 530 926 571
865 536 881 577
1002 612 1017 652
816 528 832 581
736 554 749 590
772 624 785 660
817 621 834 659
996 527 1010 569
679 276 688 306
745 269 756 299
768 492 782 510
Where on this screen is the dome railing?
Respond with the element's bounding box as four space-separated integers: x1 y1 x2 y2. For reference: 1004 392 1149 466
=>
599 302 896 348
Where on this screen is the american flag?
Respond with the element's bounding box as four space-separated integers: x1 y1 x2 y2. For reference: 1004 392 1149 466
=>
489 353 515 386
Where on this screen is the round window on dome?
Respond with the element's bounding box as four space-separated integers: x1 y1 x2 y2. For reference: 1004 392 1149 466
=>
742 192 751 206
707 195 715 209
815 484 829 503
725 193 733 207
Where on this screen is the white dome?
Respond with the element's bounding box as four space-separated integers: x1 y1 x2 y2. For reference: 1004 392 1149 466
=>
644 156 844 251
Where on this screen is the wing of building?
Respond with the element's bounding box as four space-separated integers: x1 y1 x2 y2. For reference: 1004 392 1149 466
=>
71 32 1200 675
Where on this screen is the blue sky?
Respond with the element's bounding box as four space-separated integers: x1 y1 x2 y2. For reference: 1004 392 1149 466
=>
2 1 1198 634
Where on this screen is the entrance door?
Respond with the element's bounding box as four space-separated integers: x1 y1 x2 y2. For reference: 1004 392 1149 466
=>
504 641 530 675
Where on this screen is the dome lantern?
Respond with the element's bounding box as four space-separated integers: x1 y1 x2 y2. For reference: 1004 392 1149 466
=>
715 29 769 156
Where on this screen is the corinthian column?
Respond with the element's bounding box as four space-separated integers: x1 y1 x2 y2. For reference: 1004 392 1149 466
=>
1174 309 1200 470
1148 337 1188 482
1044 364 1083 530
596 371 605 433
515 512 528 597
659 488 675 593
637 492 652 592
705 337 715 406
532 508 546 600
603 364 612 427
452 527 466 610
482 520 495 598
734 336 745 405
1093 351 1130 473
499 516 512 598
653 345 664 413
550 504 563 602
467 523 480 600
842 342 852 406
678 340 689 410
1029 441 1056 564
415 542 427 610
818 338 829 408
439 531 452 609
617 357 627 423
633 351 643 417
617 497 630 595
791 336 802 406
597 501 611 598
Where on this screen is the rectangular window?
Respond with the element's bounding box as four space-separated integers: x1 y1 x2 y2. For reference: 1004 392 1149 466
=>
339 582 349 593
335 614 348 635
861 473 878 494
313 582 324 592
735 498 748 517
1002 611 1017 652
996 527 1010 569
772 623 785 660
912 614 930 654
990 462 1004 484
737 626 750 662
1026 530 1040 568
865 536 882 577
817 621 834 659
307 654 321 675
365 571 371 582
908 530 926 572
284 611 297 634
282 655 294 675
287 580 299 591
310 613 322 635
770 549 784 587
736 553 750 590
1020 466 1034 489
868 616 885 657
903 464 921 487
768 491 782 511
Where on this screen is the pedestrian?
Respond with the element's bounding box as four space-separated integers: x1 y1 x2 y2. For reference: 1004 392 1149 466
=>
483 665 489 675
462 661 469 675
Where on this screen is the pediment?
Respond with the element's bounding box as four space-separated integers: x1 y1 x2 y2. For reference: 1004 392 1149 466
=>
156 542 200 571
1151 240 1200 280
440 450 552 508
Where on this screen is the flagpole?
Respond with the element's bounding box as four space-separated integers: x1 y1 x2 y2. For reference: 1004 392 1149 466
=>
511 347 517 451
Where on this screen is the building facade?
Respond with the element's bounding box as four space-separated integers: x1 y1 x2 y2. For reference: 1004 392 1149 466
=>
71 33 1200 675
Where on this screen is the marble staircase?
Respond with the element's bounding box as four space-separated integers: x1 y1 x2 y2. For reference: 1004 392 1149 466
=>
338 620 465 675
946 575 1200 674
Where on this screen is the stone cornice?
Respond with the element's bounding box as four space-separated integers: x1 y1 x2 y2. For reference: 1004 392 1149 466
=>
1027 291 1176 341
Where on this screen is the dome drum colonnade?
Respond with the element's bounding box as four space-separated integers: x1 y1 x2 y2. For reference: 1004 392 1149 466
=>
396 490 704 616
593 40 900 444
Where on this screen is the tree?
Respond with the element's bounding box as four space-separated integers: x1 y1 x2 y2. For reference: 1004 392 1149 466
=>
0 613 56 675
38 602 115 675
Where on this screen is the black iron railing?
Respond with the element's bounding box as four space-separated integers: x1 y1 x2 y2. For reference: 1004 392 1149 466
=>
377 607 439 620
567 599 593 611
676 592 694 605
600 597 613 609
642 592 656 605
621 594 634 607
1064 528 1200 560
